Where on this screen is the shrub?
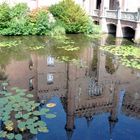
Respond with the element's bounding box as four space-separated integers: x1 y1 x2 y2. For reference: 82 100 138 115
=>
0 3 30 35
0 3 11 30
49 25 66 39
1 17 29 35
0 2 69 36
28 8 56 35
29 7 48 23
10 3 29 18
49 0 95 34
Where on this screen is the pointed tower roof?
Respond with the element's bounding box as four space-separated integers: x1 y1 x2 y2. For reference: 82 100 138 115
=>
65 130 74 140
85 114 93 128
108 116 118 140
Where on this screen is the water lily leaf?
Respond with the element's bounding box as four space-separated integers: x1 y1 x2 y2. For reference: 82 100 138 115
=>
40 108 49 115
32 117 39 121
18 92 26 96
5 125 14 131
15 112 22 119
15 95 23 100
2 115 10 121
23 106 32 112
36 121 46 127
22 114 30 119
0 131 7 138
30 128 38 134
4 120 13 126
4 105 13 112
46 114 56 119
2 82 8 86
7 133 14 139
26 94 34 98
33 103 40 107
33 111 41 116
18 122 26 130
18 89 27 92
21 98 29 102
0 87 53 136
5 92 12 96
38 126 49 133
0 91 8 95
28 101 35 104
15 88 24 93
11 87 18 90
26 118 35 125
15 134 22 140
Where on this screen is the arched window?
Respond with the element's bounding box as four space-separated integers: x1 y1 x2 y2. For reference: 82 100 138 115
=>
96 0 101 9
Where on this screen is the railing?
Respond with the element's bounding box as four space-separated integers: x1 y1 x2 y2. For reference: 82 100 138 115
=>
121 11 137 21
92 9 139 22
93 9 100 17
106 10 117 19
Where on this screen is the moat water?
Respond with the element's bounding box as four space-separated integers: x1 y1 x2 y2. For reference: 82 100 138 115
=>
0 35 140 140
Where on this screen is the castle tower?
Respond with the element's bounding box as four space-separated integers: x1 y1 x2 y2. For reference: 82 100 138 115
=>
108 82 120 139
65 63 76 139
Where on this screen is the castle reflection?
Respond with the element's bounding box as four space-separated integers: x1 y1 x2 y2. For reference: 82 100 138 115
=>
0 37 140 140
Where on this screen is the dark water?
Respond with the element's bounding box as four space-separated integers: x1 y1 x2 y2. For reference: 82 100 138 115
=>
0 35 140 140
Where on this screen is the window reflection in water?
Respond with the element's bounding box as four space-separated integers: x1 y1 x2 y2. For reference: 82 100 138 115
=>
0 36 139 140
29 59 34 70
47 73 54 84
47 56 54 66
29 78 34 91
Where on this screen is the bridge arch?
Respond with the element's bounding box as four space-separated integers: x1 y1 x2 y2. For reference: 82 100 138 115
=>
107 23 117 36
122 26 135 39
94 20 99 25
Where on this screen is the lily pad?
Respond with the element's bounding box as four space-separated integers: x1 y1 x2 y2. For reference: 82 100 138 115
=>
32 117 39 121
38 126 49 133
2 82 8 86
46 114 56 119
18 92 26 96
2 115 10 121
15 134 22 140
36 121 46 127
5 92 12 96
15 112 23 119
7 133 15 140
0 131 7 138
4 120 13 126
29 127 38 134
33 111 41 116
11 87 18 90
18 122 26 130
0 87 56 137
0 91 8 95
26 118 35 125
26 94 34 98
22 114 30 119
40 108 49 115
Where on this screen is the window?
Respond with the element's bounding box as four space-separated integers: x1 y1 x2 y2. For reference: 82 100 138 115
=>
29 78 34 91
47 73 54 84
47 56 54 66
29 59 33 70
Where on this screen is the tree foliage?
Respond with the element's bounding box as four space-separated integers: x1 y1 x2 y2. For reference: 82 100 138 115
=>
0 3 64 36
49 0 95 34
0 1 100 36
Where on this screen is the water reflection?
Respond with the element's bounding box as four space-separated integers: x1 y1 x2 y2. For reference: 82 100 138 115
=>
0 35 140 140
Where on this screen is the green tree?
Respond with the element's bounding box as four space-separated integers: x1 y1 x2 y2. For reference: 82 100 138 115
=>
0 3 11 30
49 0 94 34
